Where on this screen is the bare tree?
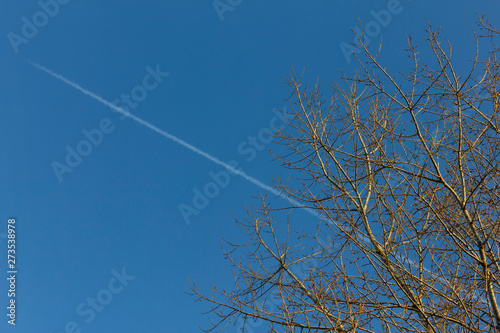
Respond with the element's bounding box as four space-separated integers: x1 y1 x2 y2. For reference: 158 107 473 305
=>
190 18 500 333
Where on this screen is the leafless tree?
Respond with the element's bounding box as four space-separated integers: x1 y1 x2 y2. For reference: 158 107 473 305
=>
190 18 500 333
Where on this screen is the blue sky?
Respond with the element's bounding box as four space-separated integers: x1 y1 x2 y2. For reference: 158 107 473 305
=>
1 1 499 332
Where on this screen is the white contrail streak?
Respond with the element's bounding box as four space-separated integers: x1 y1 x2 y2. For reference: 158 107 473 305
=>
29 61 315 214
32 62 454 288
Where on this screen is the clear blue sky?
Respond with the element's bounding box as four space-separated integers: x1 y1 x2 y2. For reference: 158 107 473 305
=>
1 1 499 332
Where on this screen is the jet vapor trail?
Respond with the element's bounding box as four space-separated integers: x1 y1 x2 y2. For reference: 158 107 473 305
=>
31 62 445 283
29 61 314 214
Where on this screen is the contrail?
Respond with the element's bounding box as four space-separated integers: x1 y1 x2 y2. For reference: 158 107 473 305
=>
29 61 314 214
31 62 453 288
